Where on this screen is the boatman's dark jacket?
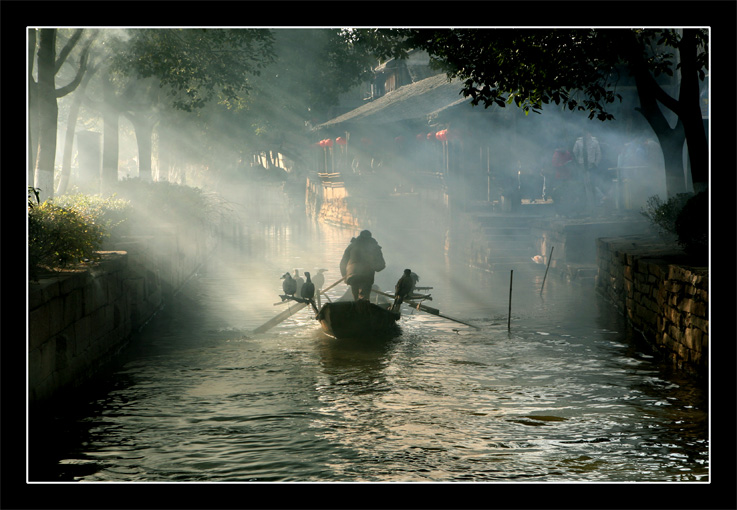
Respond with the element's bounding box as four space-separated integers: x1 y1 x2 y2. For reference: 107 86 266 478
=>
340 235 386 285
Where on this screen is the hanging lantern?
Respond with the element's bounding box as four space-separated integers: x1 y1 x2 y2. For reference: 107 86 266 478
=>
435 130 447 141
336 136 347 145
427 132 434 140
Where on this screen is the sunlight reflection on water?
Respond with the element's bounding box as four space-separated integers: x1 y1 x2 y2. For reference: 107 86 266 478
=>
36 220 708 483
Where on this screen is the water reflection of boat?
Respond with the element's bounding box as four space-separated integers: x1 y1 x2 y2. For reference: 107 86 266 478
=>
315 300 401 340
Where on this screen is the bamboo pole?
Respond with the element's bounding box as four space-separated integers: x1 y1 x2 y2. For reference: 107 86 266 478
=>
253 277 345 334
508 269 513 331
370 288 478 329
540 246 554 295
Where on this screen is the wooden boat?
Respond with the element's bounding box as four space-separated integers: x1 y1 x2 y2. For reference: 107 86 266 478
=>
315 300 401 339
253 276 477 338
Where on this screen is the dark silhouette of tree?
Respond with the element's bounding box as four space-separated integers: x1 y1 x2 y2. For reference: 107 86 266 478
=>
349 28 708 196
29 28 92 201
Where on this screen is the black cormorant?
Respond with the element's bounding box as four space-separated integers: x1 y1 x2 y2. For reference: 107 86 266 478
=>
281 272 297 299
392 269 414 312
301 272 319 313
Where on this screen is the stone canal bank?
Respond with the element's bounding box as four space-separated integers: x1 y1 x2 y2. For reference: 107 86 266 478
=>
28 223 221 407
596 236 708 377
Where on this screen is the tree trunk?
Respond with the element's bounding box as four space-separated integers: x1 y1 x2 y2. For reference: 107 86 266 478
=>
57 68 95 195
660 131 688 196
628 49 687 197
33 29 58 203
678 29 708 191
101 77 120 193
128 113 157 182
622 29 707 197
28 29 38 185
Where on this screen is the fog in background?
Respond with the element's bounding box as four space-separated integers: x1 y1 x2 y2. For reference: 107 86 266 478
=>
48 28 678 321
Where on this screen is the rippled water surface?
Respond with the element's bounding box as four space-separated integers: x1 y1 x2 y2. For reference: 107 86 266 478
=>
30 220 708 483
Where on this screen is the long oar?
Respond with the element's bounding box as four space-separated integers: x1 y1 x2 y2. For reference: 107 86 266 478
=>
253 277 345 334
371 288 479 329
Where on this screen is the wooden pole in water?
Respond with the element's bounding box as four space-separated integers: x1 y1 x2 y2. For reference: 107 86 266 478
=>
508 269 513 331
540 246 554 295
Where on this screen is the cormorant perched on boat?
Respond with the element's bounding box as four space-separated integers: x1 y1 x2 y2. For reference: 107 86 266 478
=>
392 269 414 312
301 272 319 314
281 272 297 300
312 269 327 307
293 269 305 298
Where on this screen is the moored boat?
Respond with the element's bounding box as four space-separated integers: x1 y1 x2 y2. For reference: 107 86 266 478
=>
315 300 401 339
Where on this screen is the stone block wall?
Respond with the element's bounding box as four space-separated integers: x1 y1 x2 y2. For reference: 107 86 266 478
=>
596 236 708 375
29 224 216 406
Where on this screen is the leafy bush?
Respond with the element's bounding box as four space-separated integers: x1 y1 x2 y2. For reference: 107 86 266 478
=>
675 191 708 261
641 191 708 261
28 190 131 280
28 180 234 281
53 193 132 246
114 178 236 229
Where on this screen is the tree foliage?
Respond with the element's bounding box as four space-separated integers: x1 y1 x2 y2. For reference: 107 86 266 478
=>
346 28 709 193
107 29 277 112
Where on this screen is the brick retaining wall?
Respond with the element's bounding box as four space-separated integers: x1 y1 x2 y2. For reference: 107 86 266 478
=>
596 235 708 376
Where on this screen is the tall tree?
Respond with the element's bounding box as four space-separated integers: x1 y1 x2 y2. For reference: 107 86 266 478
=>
106 28 276 181
349 28 708 196
29 28 92 201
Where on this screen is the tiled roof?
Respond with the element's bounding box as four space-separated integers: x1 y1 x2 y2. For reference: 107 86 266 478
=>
318 73 470 128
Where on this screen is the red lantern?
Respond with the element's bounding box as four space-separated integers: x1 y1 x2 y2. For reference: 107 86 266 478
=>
324 138 333 147
336 136 347 145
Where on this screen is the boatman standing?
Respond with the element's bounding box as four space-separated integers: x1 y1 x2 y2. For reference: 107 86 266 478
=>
340 230 386 301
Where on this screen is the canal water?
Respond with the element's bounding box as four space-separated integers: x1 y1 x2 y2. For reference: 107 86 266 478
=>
29 219 709 484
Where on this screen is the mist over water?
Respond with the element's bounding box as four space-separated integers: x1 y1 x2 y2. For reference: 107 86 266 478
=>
32 28 707 484
30 219 708 483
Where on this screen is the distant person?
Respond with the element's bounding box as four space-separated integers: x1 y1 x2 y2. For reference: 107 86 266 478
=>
340 230 386 301
552 145 573 181
573 130 602 209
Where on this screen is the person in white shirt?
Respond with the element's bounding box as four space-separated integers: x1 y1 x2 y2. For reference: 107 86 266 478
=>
573 130 602 209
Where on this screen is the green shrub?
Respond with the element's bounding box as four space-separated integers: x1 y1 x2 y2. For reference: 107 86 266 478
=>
675 191 708 261
53 193 132 246
27 191 131 280
641 191 709 261
28 201 105 279
114 178 236 228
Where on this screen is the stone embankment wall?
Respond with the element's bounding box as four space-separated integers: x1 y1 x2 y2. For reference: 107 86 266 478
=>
28 223 219 406
596 236 708 376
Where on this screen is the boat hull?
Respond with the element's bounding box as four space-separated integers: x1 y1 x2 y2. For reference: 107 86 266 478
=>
315 301 401 339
